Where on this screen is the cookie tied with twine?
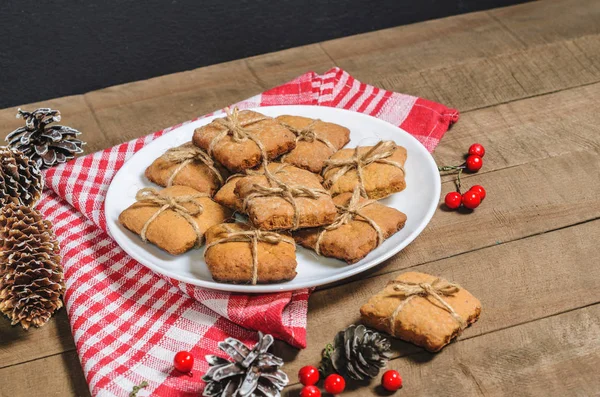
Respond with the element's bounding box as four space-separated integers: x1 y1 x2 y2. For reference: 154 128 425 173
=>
163 144 224 186
213 163 293 213
276 115 350 174
386 278 467 335
322 140 406 199
204 223 297 285
294 188 406 264
119 186 233 255
279 119 337 153
314 187 383 256
135 187 207 247
360 272 482 352
237 163 335 231
208 107 269 158
193 107 296 173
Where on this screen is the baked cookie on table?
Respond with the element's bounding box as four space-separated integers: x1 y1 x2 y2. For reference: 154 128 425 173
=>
294 188 407 263
360 272 482 352
276 115 350 173
192 108 296 173
323 140 407 199
145 143 227 196
213 163 294 213
204 223 297 284
119 186 233 255
235 164 337 231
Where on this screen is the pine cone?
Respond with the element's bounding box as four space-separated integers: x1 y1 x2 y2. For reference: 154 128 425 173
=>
203 332 289 397
325 324 392 381
0 204 65 329
0 146 44 208
6 108 85 169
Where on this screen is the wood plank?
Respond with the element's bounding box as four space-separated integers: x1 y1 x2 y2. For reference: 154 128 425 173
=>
0 351 90 397
0 310 74 369
287 304 600 396
370 34 600 112
490 0 600 46
322 0 600 82
277 219 600 382
321 11 525 82
243 44 336 88
389 148 600 277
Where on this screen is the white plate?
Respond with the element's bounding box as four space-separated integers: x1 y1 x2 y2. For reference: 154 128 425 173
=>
105 106 440 293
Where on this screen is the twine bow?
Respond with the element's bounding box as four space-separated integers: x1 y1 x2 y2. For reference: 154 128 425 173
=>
314 186 383 255
136 187 207 247
162 144 224 188
242 166 329 229
279 119 336 153
386 278 466 336
323 140 405 197
208 107 269 159
204 225 295 285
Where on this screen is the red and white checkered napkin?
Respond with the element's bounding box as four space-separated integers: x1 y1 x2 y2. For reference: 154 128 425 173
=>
39 67 458 396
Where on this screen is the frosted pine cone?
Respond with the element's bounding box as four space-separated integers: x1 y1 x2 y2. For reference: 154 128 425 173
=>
0 204 65 329
203 332 289 397
6 108 85 169
0 147 43 208
322 324 392 380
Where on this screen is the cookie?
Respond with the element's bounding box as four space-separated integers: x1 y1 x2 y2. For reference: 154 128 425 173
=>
145 143 228 196
204 223 297 284
213 163 293 213
118 186 233 255
323 140 407 199
192 108 296 172
294 190 407 263
360 272 481 352
235 165 337 230
277 115 350 173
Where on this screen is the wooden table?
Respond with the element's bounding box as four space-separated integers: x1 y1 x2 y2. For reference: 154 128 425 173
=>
1 0 599 395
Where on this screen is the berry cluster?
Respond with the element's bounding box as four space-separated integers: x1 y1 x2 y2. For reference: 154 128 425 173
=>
298 366 402 395
439 143 487 210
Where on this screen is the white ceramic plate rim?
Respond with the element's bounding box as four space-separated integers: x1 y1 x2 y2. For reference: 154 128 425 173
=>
105 106 440 293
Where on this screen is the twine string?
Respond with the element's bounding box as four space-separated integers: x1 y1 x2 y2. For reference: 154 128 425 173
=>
241 171 329 230
162 144 224 187
208 107 269 159
323 140 405 197
136 187 208 247
279 119 336 153
314 186 384 255
204 224 295 285
386 278 466 335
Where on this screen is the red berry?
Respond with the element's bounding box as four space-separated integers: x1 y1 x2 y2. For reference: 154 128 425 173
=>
298 366 320 386
469 185 486 200
462 191 481 209
300 385 321 397
465 155 483 172
444 191 462 210
382 370 403 391
324 374 346 394
173 351 194 373
468 143 485 158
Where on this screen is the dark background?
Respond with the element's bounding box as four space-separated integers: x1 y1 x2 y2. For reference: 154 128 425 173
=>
1 0 530 108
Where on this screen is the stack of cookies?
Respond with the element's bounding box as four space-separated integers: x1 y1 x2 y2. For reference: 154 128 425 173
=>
119 108 409 285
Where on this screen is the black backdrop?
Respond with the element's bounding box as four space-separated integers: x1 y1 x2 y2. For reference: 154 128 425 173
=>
0 0 529 108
